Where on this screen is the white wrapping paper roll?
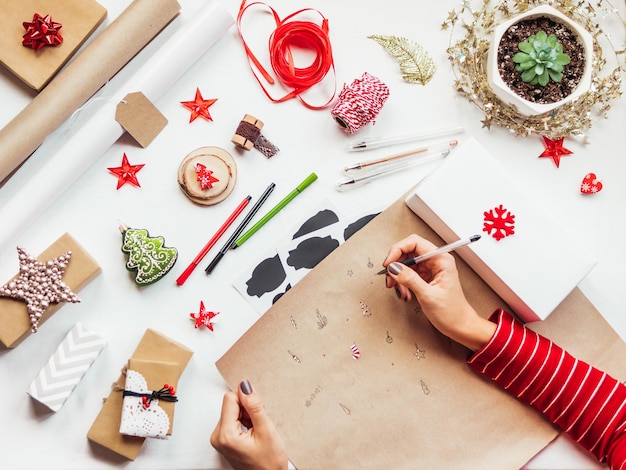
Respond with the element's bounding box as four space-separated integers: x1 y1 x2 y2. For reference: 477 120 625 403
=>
0 0 233 252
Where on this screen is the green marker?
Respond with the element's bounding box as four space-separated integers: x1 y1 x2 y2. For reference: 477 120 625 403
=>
233 172 318 248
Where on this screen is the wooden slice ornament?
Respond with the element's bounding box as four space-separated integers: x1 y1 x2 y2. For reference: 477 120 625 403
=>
177 146 237 205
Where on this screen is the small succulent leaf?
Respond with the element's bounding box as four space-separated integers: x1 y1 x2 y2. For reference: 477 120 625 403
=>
556 53 571 65
535 63 545 75
551 62 564 72
521 68 536 82
512 52 530 63
536 31 547 42
538 71 549 86
547 34 558 47
518 42 534 54
548 69 563 82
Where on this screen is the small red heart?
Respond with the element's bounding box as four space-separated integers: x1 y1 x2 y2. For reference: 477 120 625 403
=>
580 172 602 194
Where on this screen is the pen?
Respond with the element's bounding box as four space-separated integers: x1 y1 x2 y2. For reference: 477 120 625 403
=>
176 195 251 285
346 125 464 152
376 235 481 275
337 148 451 192
205 182 276 274
233 172 318 249
343 140 458 175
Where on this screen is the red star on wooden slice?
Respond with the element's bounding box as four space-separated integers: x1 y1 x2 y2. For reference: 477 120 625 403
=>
538 136 573 168
180 88 218 122
190 300 219 331
107 153 145 189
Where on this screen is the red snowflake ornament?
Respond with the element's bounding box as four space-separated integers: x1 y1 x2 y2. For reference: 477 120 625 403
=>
538 136 573 168
580 172 603 195
22 13 63 50
190 300 219 331
180 88 217 123
195 163 219 190
107 153 145 189
483 204 515 241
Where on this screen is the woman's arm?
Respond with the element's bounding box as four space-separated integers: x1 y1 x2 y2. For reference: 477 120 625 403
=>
468 310 626 469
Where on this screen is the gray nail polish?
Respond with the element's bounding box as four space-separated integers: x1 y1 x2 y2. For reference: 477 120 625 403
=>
240 380 253 395
395 288 401 299
388 262 402 275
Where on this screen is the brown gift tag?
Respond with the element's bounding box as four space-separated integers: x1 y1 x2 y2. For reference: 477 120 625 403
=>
115 92 168 148
87 329 193 460
0 233 101 348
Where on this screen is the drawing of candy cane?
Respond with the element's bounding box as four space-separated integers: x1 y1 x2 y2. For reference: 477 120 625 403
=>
350 342 361 360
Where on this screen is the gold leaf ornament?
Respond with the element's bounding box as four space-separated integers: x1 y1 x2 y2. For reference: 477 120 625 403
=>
368 35 436 85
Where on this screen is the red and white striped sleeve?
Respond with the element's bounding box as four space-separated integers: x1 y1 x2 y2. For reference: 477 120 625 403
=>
468 309 626 469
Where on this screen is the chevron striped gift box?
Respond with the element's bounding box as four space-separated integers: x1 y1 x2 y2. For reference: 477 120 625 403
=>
28 322 106 412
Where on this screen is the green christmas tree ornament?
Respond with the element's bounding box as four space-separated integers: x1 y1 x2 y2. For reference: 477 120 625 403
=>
119 224 178 286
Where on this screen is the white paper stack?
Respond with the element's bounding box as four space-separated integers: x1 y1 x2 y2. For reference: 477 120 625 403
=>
405 138 596 322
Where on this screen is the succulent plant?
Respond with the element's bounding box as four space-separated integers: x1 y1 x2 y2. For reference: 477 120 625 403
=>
512 31 571 86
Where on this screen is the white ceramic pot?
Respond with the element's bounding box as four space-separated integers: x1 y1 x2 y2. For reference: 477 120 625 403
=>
486 4 593 116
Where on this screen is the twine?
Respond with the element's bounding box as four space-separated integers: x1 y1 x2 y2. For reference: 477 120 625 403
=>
331 72 390 134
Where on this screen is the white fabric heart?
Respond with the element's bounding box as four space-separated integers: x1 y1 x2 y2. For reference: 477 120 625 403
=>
119 369 170 439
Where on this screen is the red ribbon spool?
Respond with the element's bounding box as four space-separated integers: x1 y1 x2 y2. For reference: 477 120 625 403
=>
237 0 336 109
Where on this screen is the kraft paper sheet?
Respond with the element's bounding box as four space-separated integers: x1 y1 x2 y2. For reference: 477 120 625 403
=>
0 0 181 184
217 193 626 469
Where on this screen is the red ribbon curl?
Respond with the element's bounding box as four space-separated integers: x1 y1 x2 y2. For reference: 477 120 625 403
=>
237 1 336 109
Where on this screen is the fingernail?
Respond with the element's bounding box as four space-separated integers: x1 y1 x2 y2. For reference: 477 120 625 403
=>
388 262 402 275
395 288 401 299
240 380 253 395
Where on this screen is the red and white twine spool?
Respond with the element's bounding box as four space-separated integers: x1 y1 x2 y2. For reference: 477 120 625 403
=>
331 72 390 134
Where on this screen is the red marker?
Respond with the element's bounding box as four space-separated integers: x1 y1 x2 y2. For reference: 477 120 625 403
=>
176 195 251 285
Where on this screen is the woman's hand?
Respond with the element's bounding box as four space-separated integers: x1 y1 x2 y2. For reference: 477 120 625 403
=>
383 234 495 351
211 380 288 470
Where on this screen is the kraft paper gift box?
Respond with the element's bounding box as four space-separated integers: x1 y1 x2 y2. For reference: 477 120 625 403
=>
0 0 107 90
87 329 193 460
28 321 106 412
0 233 102 348
405 137 597 322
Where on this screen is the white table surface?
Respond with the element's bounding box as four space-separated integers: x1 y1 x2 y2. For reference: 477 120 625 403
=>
0 0 624 468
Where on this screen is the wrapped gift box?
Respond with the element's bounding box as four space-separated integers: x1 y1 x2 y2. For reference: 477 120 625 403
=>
0 233 101 348
87 329 193 460
0 0 107 90
405 137 596 322
119 358 180 439
28 321 106 411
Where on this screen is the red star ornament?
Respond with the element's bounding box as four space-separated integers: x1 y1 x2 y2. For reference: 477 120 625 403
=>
190 300 219 331
180 88 218 122
538 136 573 168
107 153 145 189
195 163 219 190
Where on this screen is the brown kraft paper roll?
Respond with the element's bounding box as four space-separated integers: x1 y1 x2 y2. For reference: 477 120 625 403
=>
0 0 181 184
